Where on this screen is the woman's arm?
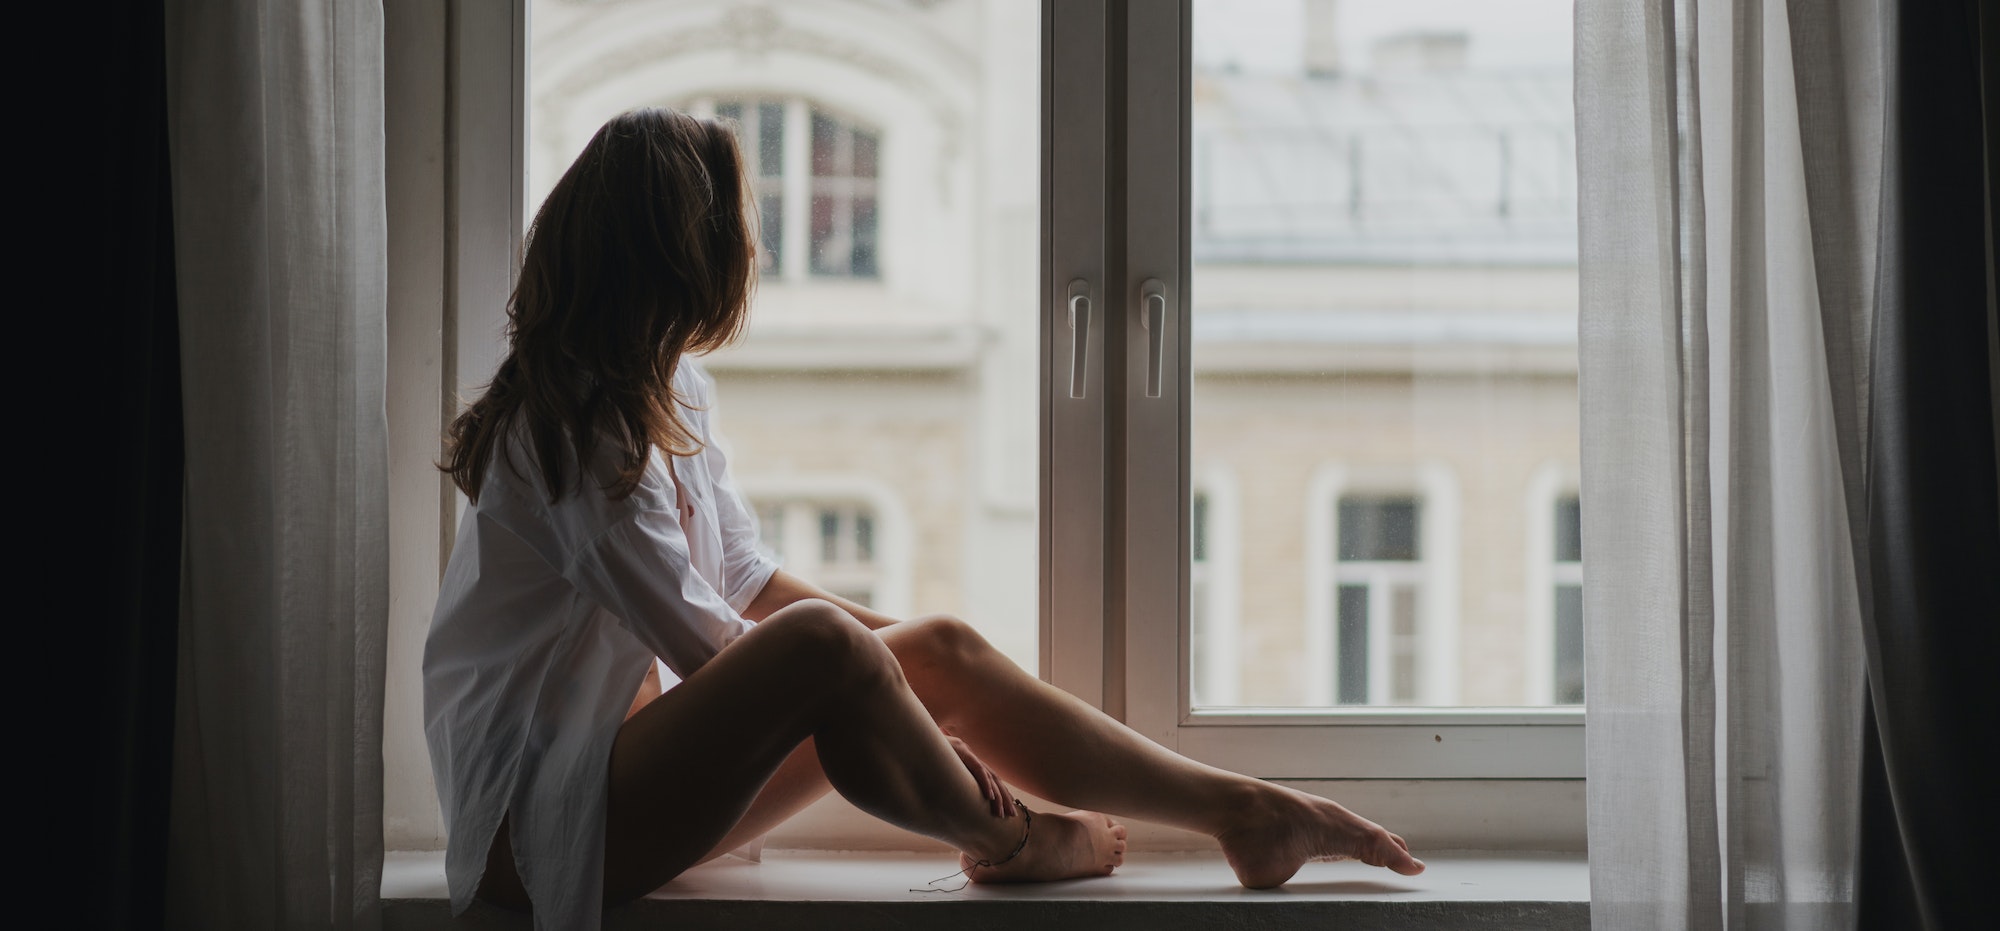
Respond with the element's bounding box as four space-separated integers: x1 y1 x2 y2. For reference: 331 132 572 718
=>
740 568 901 630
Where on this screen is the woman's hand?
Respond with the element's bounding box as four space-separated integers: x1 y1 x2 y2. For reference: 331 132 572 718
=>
944 728 1017 818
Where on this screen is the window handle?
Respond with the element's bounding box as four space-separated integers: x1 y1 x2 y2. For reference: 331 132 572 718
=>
1066 279 1092 399
1141 278 1168 398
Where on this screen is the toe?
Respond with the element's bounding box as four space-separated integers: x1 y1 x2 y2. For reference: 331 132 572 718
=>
1378 835 1424 875
1113 824 1129 839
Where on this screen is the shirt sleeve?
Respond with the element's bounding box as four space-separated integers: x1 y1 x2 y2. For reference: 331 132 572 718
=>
564 502 755 680
698 430 781 613
682 359 781 613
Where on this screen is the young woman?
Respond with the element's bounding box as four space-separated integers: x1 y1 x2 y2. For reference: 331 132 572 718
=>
424 107 1425 929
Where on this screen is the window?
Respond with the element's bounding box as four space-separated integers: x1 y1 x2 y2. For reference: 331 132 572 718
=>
394 0 1585 854
705 97 880 281
1334 496 1426 705
754 499 882 608
1103 0 1582 782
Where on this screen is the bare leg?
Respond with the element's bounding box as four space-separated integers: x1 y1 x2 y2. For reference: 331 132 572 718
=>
882 617 1425 887
477 600 1121 909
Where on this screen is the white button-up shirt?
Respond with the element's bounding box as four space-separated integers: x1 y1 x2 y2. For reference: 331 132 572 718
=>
423 359 778 930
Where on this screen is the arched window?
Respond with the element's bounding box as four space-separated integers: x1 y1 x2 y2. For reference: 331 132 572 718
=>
709 97 880 281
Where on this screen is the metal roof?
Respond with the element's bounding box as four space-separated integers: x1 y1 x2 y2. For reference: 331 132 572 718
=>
1192 66 1577 266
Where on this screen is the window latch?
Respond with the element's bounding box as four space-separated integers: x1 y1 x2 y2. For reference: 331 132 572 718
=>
1141 278 1168 398
1066 279 1092 399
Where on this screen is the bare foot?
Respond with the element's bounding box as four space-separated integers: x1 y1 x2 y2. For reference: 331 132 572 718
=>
964 809 1127 883
1214 785 1425 888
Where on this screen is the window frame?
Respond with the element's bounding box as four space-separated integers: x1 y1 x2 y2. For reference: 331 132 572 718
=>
1052 0 1584 783
1310 463 1461 708
384 0 1584 855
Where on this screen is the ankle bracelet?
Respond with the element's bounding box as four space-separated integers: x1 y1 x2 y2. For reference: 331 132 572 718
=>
912 799 1032 893
976 803 1033 868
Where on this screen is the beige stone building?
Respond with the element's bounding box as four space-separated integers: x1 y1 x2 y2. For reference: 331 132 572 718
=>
530 0 1580 708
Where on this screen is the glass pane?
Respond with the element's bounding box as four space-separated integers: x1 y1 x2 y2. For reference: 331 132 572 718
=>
1554 583 1583 704
837 589 874 609
810 110 839 177
854 513 875 563
1336 584 1370 704
809 193 844 275
756 193 783 272
1191 568 1213 706
1554 494 1582 563
1389 584 1420 703
850 196 879 279
1338 497 1420 561
530 1 1042 673
1191 493 1210 562
756 101 786 178
754 503 784 562
852 129 879 177
1190 0 1579 708
819 509 841 563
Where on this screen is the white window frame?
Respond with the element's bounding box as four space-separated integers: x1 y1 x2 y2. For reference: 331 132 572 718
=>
1306 463 1461 708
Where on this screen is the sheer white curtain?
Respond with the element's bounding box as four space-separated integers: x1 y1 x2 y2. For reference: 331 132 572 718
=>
164 1 389 928
1576 0 1882 926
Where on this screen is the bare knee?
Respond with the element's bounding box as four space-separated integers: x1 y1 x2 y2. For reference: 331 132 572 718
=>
895 615 996 676
762 599 900 690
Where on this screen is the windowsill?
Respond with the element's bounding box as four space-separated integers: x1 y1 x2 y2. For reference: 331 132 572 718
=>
382 849 1588 930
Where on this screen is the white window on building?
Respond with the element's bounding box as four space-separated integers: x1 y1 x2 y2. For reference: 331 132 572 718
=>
1333 496 1427 705
1551 494 1583 705
753 499 881 608
709 97 880 282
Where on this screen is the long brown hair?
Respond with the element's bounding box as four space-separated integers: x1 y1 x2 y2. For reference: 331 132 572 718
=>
443 107 756 503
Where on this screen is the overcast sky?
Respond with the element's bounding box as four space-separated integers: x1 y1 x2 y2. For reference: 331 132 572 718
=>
1192 0 1573 73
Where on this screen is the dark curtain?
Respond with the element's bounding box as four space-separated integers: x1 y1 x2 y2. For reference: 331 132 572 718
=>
83 1 184 927
1858 0 2000 928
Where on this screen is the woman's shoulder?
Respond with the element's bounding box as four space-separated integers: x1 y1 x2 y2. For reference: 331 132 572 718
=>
478 417 671 519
